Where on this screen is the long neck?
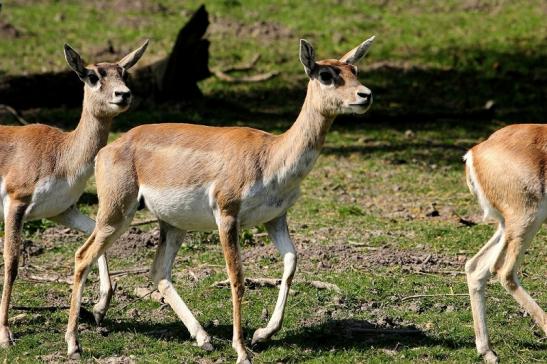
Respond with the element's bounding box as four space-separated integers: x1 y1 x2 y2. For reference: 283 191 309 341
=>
265 83 335 184
62 102 112 176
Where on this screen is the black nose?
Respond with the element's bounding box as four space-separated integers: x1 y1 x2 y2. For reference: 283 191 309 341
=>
115 91 131 100
357 91 371 99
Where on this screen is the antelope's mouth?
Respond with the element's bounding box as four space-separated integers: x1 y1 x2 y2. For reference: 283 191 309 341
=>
110 100 130 107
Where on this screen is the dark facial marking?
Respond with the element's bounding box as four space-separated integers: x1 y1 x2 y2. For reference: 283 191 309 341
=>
87 71 99 85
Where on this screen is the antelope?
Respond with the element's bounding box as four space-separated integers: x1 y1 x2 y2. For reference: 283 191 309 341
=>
464 124 547 363
64 36 375 363
0 40 148 346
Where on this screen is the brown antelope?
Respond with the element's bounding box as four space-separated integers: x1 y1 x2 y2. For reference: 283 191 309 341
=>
0 40 148 346
464 124 547 363
64 36 375 363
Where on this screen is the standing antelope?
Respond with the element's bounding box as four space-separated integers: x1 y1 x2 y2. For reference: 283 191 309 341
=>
464 124 547 363
0 40 148 346
64 36 375 363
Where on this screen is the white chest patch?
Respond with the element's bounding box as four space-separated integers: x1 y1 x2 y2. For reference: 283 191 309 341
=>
238 181 300 228
140 184 217 231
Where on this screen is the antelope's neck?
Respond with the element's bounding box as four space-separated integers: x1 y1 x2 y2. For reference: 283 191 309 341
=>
63 106 112 178
266 86 335 185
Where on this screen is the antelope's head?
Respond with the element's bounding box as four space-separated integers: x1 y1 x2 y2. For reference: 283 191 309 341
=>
64 40 149 117
300 36 375 116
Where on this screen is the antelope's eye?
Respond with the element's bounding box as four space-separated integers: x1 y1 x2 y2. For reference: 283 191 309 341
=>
87 73 99 85
98 68 107 77
319 71 333 83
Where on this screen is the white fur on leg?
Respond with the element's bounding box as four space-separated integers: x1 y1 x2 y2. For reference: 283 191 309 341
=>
152 224 212 350
465 226 504 361
252 215 296 344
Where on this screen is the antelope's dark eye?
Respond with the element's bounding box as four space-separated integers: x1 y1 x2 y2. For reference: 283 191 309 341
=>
98 68 107 77
319 71 333 83
87 72 99 85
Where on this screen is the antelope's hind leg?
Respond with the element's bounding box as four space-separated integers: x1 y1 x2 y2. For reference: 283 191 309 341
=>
150 221 212 350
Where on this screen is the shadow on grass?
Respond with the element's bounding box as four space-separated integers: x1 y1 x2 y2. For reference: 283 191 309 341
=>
88 317 470 354
254 318 469 353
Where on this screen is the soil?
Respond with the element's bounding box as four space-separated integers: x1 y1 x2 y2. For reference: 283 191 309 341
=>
108 227 160 259
0 19 21 38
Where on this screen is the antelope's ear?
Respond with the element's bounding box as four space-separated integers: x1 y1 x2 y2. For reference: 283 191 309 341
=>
64 44 88 79
118 39 149 70
299 39 316 78
339 35 375 65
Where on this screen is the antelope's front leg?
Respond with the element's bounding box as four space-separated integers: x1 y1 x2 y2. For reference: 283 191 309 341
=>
51 206 114 325
217 213 251 364
252 214 296 344
0 202 27 346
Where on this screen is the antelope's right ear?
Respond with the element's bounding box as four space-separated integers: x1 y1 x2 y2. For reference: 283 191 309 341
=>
299 39 316 78
64 44 89 80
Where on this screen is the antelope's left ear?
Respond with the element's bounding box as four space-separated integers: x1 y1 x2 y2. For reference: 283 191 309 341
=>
339 35 375 65
118 39 149 70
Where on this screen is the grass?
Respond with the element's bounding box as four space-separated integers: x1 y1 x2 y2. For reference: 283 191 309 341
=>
1 1 546 363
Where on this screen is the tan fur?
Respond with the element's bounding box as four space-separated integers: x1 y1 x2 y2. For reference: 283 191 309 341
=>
0 41 148 347
464 124 547 363
65 40 374 363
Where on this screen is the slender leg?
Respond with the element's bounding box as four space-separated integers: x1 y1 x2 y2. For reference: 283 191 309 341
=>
497 221 546 334
0 200 27 346
217 213 250 364
65 220 131 359
252 214 296 344
51 205 114 325
465 224 505 364
150 221 212 350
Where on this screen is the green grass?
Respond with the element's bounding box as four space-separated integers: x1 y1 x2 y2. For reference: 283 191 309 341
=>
1 1 546 363
1 121 545 363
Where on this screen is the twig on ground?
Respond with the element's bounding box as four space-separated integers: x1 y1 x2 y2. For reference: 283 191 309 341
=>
212 54 278 83
213 70 279 83
399 293 469 302
112 288 156 314
220 54 261 73
21 272 73 284
109 267 150 277
212 277 341 293
0 104 29 125
212 277 281 288
308 280 341 293
130 219 157 227
412 269 465 276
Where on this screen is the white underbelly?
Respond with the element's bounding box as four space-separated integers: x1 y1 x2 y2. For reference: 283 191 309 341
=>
0 169 91 222
140 183 301 232
25 176 88 220
140 184 217 231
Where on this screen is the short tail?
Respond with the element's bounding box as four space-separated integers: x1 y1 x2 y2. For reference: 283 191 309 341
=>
463 150 501 222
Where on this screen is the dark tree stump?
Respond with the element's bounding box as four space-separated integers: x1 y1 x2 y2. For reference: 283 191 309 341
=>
0 5 210 110
156 4 210 101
